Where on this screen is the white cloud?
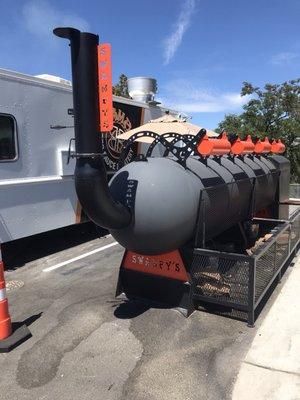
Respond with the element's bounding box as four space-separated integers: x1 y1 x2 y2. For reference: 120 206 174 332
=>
22 0 89 38
271 52 299 66
163 0 197 65
160 79 249 113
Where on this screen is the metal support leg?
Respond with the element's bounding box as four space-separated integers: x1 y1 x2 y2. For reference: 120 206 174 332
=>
247 258 256 328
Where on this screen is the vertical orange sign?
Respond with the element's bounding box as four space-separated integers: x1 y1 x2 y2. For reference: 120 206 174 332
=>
97 43 113 132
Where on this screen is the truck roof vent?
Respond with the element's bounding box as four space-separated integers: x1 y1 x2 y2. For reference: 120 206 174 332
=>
128 77 157 103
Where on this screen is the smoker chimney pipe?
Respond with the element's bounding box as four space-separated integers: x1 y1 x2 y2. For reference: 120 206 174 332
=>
53 27 131 229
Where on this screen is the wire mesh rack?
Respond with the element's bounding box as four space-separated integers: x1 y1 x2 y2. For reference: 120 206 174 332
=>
191 207 300 326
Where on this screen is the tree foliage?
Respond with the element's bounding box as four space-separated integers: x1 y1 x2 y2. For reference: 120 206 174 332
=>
216 79 300 182
112 74 129 98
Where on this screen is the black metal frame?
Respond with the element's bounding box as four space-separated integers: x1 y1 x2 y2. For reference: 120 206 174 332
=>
118 129 206 168
116 209 299 325
194 171 280 248
116 167 298 326
194 176 257 247
191 208 300 326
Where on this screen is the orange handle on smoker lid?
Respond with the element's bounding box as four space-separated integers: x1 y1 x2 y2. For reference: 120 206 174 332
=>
231 135 255 155
271 139 285 154
197 132 231 156
254 137 271 154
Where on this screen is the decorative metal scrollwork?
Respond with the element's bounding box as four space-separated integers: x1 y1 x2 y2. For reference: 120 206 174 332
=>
146 132 193 158
181 129 207 160
162 134 195 157
117 129 207 168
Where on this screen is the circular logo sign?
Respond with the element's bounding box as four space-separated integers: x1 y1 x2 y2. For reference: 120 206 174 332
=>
102 107 137 171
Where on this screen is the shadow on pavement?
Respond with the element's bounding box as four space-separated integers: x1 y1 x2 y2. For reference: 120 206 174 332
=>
113 300 151 319
13 312 43 330
2 222 108 270
113 299 177 319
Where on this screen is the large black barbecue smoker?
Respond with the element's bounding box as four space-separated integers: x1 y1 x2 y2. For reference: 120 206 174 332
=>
54 27 300 326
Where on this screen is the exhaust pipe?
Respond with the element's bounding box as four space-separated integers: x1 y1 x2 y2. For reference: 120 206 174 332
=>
53 27 131 229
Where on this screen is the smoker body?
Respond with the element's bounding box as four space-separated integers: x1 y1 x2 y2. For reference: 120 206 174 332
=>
55 27 297 323
54 27 290 255
109 154 286 255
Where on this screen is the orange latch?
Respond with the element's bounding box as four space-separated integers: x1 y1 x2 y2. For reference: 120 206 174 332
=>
254 137 271 154
197 132 231 156
231 135 255 155
271 139 285 154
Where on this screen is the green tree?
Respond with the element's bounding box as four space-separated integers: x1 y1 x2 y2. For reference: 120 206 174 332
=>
112 74 129 98
216 79 300 182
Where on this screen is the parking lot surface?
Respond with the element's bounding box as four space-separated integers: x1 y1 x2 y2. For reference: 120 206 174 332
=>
0 223 284 400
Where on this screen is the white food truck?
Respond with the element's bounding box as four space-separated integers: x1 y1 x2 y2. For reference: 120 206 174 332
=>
0 69 175 243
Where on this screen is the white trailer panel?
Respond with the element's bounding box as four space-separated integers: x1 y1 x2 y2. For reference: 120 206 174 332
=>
0 69 177 243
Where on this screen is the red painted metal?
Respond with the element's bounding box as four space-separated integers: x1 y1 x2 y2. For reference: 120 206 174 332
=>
254 137 271 154
123 250 189 282
197 132 231 156
231 135 255 155
97 43 113 132
271 139 285 154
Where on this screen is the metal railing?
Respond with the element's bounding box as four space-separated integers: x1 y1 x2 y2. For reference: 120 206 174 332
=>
191 207 300 326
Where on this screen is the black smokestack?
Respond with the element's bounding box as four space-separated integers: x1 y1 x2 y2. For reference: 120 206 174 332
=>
54 27 131 229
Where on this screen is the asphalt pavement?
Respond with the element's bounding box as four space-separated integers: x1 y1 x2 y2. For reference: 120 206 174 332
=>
0 223 295 400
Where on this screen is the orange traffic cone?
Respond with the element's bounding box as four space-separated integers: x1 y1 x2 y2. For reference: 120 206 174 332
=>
0 245 31 352
0 261 12 340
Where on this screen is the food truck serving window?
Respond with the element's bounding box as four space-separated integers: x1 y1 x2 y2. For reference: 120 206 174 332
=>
0 114 18 161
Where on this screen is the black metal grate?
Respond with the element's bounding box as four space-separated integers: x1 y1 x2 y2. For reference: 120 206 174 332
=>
290 211 300 252
191 208 300 325
196 302 249 322
275 230 290 270
255 242 276 303
191 253 249 306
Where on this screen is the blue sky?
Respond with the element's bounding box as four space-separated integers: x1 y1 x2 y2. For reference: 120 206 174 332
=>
0 0 299 129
